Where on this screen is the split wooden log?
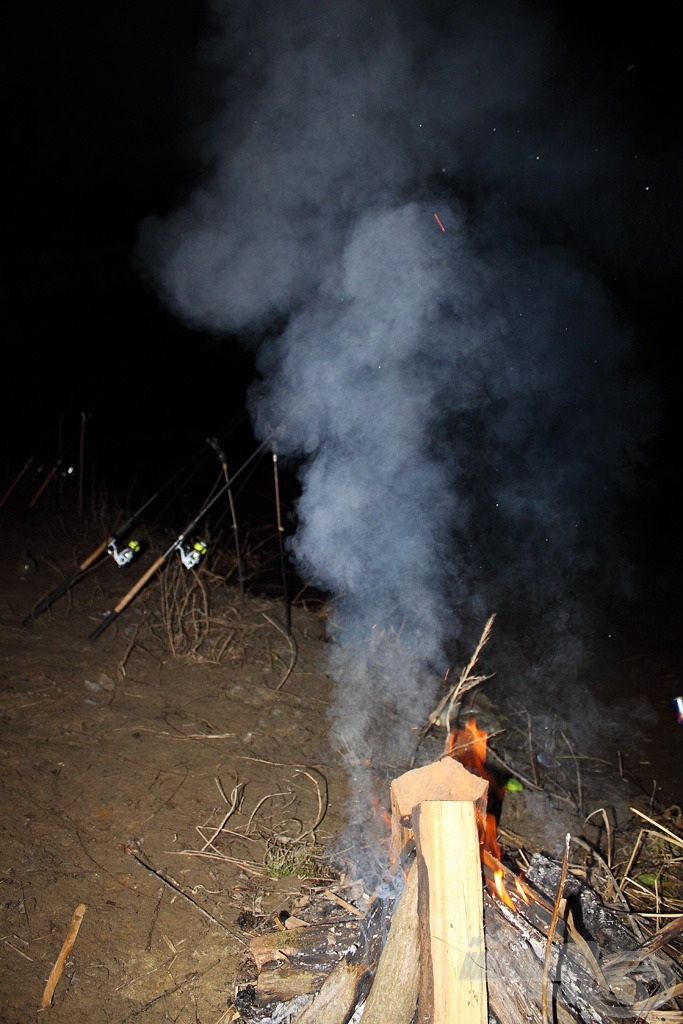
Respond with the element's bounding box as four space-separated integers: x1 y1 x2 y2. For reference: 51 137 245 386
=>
360 859 420 1024
293 959 368 1024
390 756 488 866
387 758 490 1024
414 801 488 1024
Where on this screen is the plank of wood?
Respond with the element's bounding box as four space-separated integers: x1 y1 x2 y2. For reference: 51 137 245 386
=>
414 801 487 1024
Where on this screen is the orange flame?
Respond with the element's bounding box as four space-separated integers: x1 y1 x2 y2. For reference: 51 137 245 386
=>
370 793 392 832
446 717 504 859
446 717 523 906
493 865 516 910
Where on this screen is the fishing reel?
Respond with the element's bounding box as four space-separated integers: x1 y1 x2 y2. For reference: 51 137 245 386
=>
178 540 208 569
107 539 142 567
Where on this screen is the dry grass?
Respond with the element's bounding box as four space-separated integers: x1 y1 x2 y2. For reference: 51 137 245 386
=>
150 554 258 664
174 768 333 883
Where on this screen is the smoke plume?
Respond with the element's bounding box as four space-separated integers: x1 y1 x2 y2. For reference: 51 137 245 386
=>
136 0 656 880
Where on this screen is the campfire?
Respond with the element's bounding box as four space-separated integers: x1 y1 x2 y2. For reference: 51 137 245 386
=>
235 623 683 1024
239 717 683 1024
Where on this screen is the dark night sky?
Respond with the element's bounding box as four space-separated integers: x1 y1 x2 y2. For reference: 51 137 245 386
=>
5 1 683 797
7 2 681 538
7 9 681 410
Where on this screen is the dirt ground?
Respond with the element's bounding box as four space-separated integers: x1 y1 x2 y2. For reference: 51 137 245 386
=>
1 492 681 1024
0 495 355 1024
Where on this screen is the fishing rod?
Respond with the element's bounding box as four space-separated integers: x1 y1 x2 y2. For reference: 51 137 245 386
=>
88 438 273 642
22 458 72 515
21 409 254 624
4 401 106 516
21 490 159 627
206 436 246 604
19 411 90 518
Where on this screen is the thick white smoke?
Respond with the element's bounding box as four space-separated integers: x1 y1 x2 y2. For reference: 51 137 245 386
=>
136 0 657 880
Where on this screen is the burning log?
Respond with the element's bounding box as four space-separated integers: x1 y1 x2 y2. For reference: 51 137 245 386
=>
250 917 363 1004
482 855 683 1024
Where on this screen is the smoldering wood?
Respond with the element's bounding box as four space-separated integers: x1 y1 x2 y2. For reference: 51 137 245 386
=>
524 854 641 953
250 917 363 1004
483 887 609 1024
483 855 683 1024
293 894 393 1024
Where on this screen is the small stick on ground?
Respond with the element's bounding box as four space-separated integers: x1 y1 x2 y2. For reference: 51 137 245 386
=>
118 618 143 679
145 887 164 952
200 782 245 853
629 807 683 850
39 903 87 1009
123 841 246 944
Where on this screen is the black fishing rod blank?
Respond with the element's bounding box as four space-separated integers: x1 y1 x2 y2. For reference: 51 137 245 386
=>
21 491 158 626
207 436 246 604
88 440 271 642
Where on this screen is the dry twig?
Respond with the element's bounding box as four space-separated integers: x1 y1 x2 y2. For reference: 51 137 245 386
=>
541 833 569 1024
39 903 87 1009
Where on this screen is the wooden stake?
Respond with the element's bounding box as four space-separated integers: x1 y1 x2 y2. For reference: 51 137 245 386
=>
414 801 487 1024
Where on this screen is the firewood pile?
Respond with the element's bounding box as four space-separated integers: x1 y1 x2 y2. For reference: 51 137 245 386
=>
232 753 683 1024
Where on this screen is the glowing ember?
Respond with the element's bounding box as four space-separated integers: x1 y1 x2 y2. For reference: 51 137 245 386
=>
514 875 531 903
